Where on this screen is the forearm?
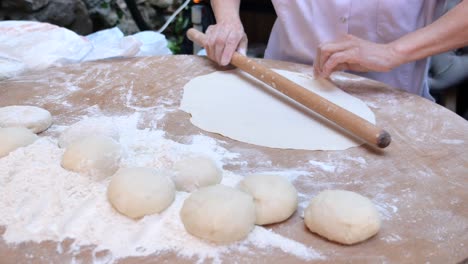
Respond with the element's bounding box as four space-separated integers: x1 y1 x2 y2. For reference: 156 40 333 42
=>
211 0 242 24
391 0 468 64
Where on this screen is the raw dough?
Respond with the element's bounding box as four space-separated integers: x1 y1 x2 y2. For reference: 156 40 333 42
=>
107 167 175 219
58 117 119 148
180 69 375 150
238 174 298 225
0 105 52 133
0 127 38 158
304 190 381 245
180 184 256 243
61 135 121 180
173 155 222 192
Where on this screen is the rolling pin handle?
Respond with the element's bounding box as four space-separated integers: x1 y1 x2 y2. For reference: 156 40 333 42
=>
187 28 207 49
377 130 392 148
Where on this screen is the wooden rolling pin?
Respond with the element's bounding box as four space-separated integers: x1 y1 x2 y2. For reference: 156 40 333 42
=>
187 28 391 148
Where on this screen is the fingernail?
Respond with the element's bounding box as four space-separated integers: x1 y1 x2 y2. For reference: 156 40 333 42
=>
221 58 228 66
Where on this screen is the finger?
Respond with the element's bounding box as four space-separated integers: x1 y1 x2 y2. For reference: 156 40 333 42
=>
321 49 357 77
220 32 245 65
318 40 354 73
313 46 322 78
313 64 321 78
319 41 354 72
213 28 230 65
205 26 216 62
333 63 350 72
321 53 346 78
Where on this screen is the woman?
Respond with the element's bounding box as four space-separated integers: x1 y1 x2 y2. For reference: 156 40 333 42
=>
204 0 468 100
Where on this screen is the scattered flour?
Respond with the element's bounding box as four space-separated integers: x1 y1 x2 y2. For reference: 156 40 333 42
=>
344 156 367 165
381 234 402 243
440 139 464 145
244 170 311 182
308 160 336 173
0 113 323 263
373 193 399 221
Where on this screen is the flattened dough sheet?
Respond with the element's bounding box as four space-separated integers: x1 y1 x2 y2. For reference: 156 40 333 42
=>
180 69 375 150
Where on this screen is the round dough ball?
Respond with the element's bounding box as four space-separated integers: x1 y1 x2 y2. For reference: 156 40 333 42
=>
238 174 298 225
0 105 52 133
180 184 256 243
58 117 119 148
173 156 222 192
0 127 38 158
107 167 175 219
304 190 381 245
61 135 121 179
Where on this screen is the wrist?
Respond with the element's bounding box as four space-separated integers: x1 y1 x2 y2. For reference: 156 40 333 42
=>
217 17 243 27
211 0 241 25
387 41 410 67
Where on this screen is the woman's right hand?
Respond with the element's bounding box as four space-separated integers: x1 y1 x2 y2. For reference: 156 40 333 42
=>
205 21 248 66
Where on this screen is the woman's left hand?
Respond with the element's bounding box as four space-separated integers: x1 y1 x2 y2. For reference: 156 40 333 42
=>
313 34 405 78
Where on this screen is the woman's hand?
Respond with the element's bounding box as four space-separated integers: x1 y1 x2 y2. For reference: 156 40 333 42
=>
313 34 405 78
205 21 248 66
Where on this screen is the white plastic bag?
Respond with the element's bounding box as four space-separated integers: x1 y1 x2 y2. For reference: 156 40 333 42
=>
0 57 25 80
83 27 142 61
0 21 173 80
0 21 92 79
83 28 172 60
132 31 172 56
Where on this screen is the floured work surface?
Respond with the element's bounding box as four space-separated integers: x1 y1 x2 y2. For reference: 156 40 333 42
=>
0 55 467 263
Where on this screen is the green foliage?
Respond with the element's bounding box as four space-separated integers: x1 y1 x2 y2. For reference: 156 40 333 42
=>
116 8 124 20
167 39 180 54
167 6 190 54
100 1 109 9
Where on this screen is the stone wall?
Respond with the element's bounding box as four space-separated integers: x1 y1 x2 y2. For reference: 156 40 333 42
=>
0 0 92 34
0 0 179 35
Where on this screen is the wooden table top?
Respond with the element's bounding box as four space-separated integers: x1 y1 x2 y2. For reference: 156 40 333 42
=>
0 55 467 263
